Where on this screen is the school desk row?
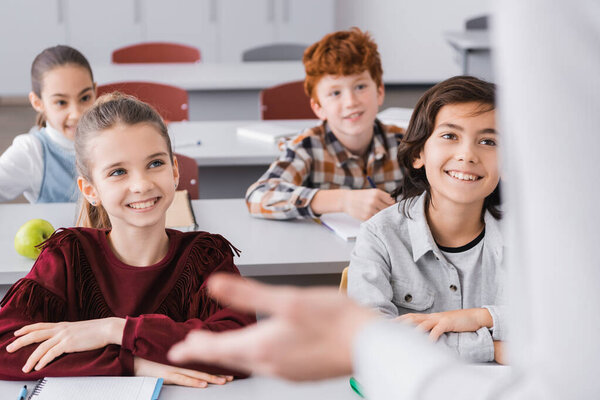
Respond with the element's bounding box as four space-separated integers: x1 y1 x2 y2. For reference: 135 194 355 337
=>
94 62 420 120
169 108 412 198
0 199 354 287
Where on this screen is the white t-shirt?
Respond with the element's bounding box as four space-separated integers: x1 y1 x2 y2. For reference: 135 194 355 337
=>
0 123 74 203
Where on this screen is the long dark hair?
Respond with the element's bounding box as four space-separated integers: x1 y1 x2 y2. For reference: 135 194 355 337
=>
31 45 94 127
391 75 502 220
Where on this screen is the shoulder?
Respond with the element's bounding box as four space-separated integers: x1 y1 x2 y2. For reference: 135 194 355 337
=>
380 122 406 136
171 230 239 265
5 131 42 156
287 124 326 149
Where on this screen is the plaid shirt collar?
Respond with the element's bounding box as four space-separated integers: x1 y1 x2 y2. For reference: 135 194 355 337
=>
323 119 390 167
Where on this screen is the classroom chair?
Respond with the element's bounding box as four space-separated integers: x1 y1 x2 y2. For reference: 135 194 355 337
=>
242 43 307 62
466 15 489 30
97 81 189 122
339 266 349 294
260 80 316 120
112 42 201 63
174 153 199 199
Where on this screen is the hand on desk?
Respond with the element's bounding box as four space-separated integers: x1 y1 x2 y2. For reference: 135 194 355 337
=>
134 356 233 388
168 274 377 381
311 188 395 221
397 308 493 341
6 317 126 373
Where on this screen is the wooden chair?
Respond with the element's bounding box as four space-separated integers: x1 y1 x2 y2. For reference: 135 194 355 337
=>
96 81 189 122
339 266 349 294
260 80 316 120
242 43 307 62
112 42 201 63
174 153 199 199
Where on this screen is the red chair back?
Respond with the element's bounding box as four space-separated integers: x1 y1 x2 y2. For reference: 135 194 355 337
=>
97 81 189 122
112 42 201 64
260 80 316 120
174 153 199 199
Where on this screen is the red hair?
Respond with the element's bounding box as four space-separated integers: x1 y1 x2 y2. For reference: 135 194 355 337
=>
303 27 383 104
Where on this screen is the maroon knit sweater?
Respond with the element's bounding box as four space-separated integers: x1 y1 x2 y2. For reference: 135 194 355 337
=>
0 227 255 380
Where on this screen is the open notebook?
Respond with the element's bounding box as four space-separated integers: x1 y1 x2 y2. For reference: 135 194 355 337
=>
318 212 362 241
165 189 198 232
28 376 163 400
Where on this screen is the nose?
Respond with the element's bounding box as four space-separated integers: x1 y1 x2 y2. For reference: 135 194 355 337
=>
68 102 86 121
343 90 359 108
129 172 154 193
455 141 479 164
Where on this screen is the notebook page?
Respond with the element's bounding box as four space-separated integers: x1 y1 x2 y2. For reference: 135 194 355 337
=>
29 376 159 400
319 213 362 241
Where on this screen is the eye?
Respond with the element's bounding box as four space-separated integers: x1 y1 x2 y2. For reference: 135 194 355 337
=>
480 138 497 146
81 94 92 102
356 83 367 90
441 133 458 140
56 100 67 106
329 90 340 97
149 159 165 168
109 168 126 177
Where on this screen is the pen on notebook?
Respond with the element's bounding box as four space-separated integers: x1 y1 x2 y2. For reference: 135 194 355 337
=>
366 176 376 189
17 385 27 400
175 139 202 147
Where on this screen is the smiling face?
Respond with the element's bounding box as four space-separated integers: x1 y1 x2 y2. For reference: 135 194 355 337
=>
413 102 499 211
29 64 96 140
79 123 179 233
310 70 384 151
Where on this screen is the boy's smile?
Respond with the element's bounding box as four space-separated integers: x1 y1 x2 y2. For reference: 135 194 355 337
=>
413 102 499 210
310 70 384 155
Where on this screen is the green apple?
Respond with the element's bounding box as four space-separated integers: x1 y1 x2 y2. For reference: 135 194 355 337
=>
14 219 55 259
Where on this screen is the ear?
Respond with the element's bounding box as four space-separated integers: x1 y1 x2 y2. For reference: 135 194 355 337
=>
29 92 44 113
92 82 98 100
172 156 180 188
77 176 100 206
377 84 385 107
310 97 327 121
412 151 425 169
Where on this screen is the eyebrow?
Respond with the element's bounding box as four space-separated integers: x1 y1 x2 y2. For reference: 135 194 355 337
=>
101 152 169 173
436 123 497 134
50 86 94 98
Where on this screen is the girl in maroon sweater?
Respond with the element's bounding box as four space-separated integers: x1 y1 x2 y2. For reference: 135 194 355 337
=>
0 93 256 387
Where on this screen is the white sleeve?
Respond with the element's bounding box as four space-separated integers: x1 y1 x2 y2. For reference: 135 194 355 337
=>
0 133 43 202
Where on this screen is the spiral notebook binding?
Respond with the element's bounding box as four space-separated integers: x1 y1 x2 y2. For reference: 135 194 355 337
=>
28 378 47 399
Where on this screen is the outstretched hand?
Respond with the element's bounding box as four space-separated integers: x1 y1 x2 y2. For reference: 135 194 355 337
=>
168 274 377 381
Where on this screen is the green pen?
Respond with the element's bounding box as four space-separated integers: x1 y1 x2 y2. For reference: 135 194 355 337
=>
349 376 365 398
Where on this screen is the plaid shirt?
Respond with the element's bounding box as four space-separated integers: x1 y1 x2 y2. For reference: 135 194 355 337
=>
245 120 405 219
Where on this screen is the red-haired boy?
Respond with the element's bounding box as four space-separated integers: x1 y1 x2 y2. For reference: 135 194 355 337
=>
246 28 404 220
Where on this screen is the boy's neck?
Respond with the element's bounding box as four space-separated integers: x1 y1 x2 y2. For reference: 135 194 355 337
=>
425 194 485 248
329 123 374 157
107 220 170 267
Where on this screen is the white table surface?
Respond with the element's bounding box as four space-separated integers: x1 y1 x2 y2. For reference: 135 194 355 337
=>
169 119 318 166
0 199 355 285
94 62 306 91
168 107 412 166
0 376 357 400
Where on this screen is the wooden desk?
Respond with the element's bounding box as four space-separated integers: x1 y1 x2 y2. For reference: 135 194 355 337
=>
0 376 357 399
444 31 493 82
94 62 306 121
0 199 354 287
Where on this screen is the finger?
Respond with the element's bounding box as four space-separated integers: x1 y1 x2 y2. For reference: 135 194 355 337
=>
22 338 57 373
208 274 297 316
172 368 227 385
34 342 65 371
7 329 53 353
429 324 448 342
14 323 55 336
166 373 208 388
416 319 437 334
377 190 396 205
398 313 426 324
